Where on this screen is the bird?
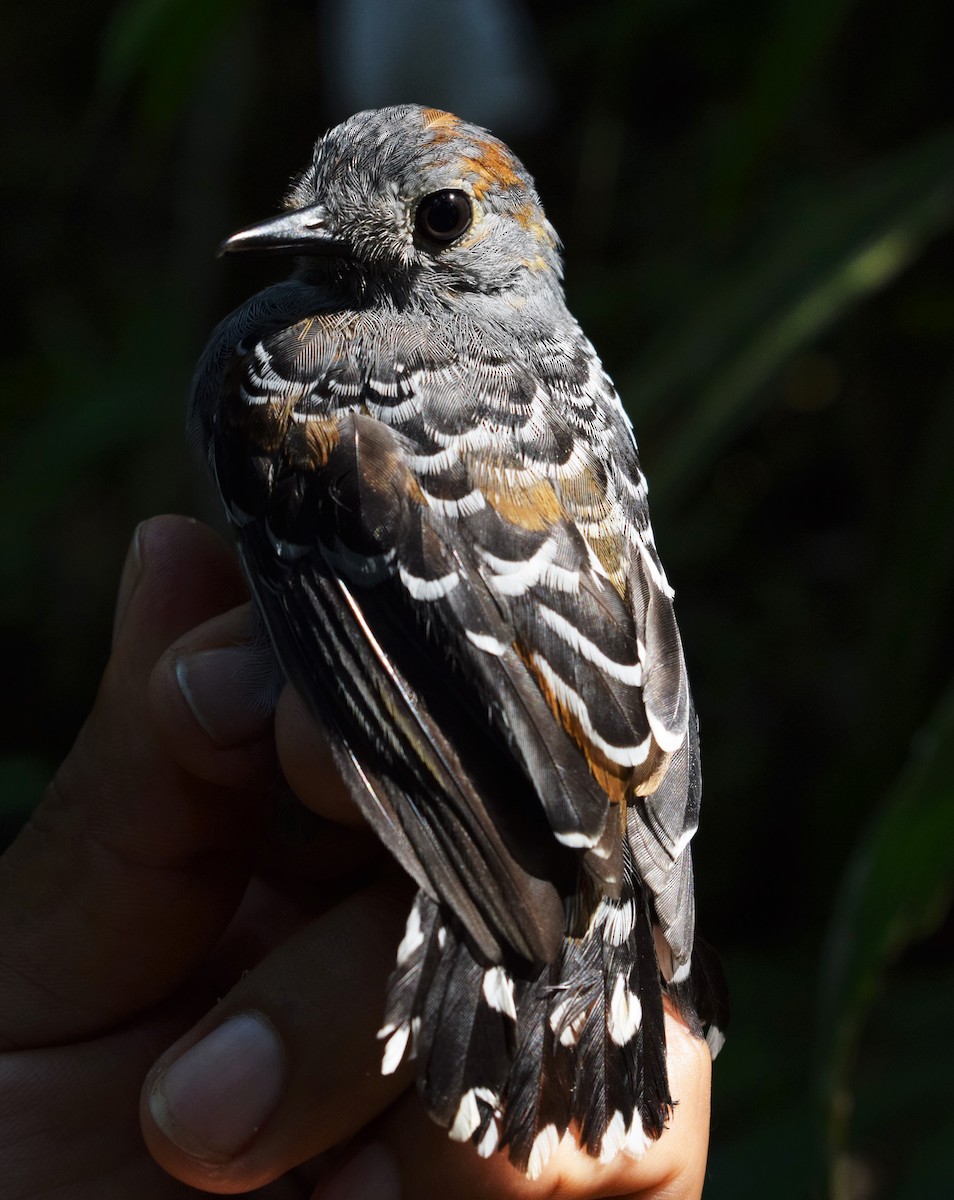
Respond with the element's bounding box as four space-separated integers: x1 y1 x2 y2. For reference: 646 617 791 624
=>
189 103 727 1178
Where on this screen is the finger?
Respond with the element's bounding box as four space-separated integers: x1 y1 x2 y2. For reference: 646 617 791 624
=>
0 517 271 1050
142 873 414 1195
313 1011 711 1200
0 1006 205 1200
149 601 278 790
150 603 382 896
274 685 361 827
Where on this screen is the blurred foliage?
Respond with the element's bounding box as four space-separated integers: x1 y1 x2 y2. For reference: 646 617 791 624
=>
819 685 954 1197
1 0 952 1195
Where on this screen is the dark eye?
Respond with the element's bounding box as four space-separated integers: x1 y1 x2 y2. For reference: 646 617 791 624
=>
414 190 472 244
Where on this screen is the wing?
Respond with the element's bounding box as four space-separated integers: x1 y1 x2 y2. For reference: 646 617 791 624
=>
531 333 701 975
198 303 697 969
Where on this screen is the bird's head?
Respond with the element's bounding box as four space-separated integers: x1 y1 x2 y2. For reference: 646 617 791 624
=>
220 104 563 306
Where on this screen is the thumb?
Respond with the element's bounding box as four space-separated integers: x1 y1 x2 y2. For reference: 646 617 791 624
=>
0 516 273 1051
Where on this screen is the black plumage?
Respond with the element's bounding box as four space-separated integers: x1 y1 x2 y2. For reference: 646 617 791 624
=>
190 103 727 1175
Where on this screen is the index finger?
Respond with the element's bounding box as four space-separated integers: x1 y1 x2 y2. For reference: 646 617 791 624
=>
0 517 269 1050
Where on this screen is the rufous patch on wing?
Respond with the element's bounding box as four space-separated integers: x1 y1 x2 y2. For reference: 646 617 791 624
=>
403 471 427 505
632 747 673 798
470 462 562 532
228 368 302 454
584 531 628 595
558 467 629 596
285 415 342 470
515 642 631 806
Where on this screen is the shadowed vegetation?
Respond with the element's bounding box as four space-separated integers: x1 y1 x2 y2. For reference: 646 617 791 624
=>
1 2 952 1195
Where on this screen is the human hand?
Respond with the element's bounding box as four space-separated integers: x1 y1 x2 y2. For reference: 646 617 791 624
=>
0 515 711 1199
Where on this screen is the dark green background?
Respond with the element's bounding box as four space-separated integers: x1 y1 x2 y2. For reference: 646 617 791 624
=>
2 2 953 1195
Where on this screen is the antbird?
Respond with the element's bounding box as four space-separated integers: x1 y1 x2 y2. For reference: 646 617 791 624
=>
189 104 726 1177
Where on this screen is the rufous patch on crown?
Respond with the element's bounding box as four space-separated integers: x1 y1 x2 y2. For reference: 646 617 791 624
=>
422 108 461 132
513 201 558 248
462 140 524 199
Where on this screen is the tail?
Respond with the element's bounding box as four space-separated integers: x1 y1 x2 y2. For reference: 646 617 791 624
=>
666 934 730 1060
378 842 727 1176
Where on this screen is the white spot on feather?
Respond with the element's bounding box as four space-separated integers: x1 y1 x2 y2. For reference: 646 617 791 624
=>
476 1117 500 1158
481 538 556 597
608 973 642 1046
539 562 580 594
367 375 400 397
449 1089 480 1142
530 653 652 768
527 1124 559 1180
405 446 459 474
380 1023 410 1075
396 901 424 966
671 959 691 985
366 394 419 424
398 566 460 601
599 1110 628 1163
671 826 697 858
449 1087 499 1143
621 470 649 504
636 537 675 599
537 604 643 686
421 487 487 518
706 1025 726 1059
550 994 589 1047
465 630 507 656
624 1110 651 1157
599 898 637 947
430 424 499 453
554 828 597 849
238 384 270 406
599 1106 652 1162
482 966 517 1020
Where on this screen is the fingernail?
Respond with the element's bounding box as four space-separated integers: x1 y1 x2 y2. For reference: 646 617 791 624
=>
176 645 274 747
149 1012 285 1163
315 1144 401 1200
112 522 145 645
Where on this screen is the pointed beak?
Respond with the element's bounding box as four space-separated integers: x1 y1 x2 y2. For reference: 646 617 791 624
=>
217 204 347 257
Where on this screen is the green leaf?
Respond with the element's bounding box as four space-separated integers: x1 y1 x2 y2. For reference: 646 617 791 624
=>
816 684 954 1172
625 127 954 503
98 0 247 130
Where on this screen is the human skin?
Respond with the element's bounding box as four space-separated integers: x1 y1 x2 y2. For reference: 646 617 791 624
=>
0 515 711 1200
